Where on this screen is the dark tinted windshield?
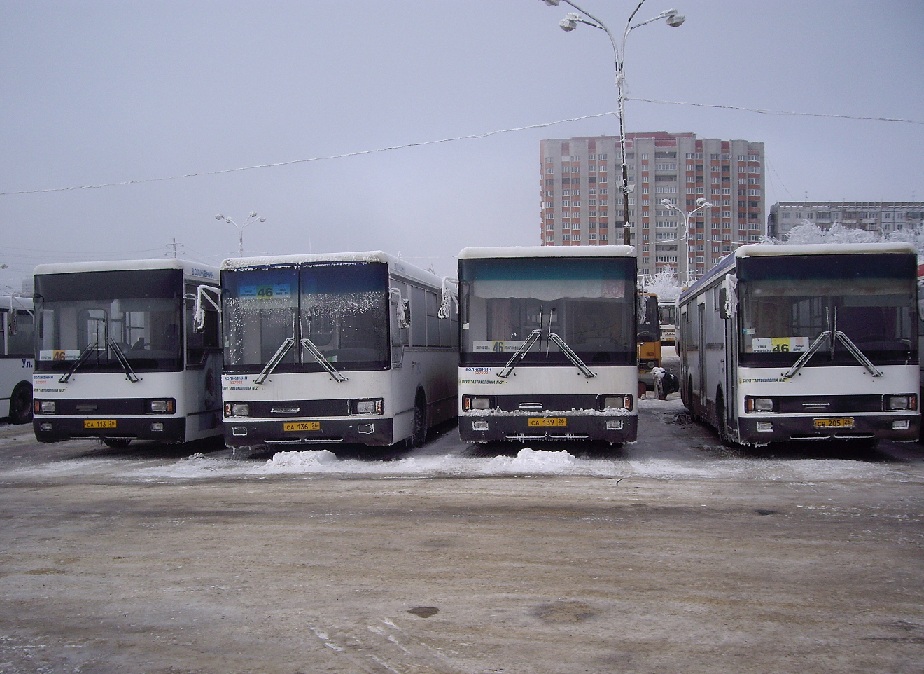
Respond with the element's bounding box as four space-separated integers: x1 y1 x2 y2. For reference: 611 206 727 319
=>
459 256 636 367
738 253 917 367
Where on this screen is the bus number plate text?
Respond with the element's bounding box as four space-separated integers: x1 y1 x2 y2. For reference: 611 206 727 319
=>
84 419 117 429
283 421 321 432
813 417 855 429
527 418 567 428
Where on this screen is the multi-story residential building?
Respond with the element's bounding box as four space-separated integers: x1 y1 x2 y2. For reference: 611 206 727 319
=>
540 132 765 281
768 201 924 240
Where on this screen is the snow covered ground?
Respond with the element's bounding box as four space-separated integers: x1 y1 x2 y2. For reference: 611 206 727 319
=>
1 397 916 485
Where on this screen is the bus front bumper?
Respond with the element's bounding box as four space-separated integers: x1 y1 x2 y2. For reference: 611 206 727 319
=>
458 413 637 445
33 416 187 443
224 417 396 448
737 414 919 444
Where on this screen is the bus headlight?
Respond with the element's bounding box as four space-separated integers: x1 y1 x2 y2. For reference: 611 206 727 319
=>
36 400 56 414
462 396 494 411
745 397 774 413
149 399 175 414
599 395 632 412
887 395 917 411
353 398 384 415
225 402 250 417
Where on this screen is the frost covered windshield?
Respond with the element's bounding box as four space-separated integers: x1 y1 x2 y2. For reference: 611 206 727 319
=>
222 261 389 373
34 269 184 373
738 253 917 367
459 256 636 367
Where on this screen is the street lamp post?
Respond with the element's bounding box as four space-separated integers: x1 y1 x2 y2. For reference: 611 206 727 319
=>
660 197 712 285
215 211 266 257
541 0 684 247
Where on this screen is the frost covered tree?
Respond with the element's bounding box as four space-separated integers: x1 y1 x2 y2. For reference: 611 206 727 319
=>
771 219 924 260
641 268 682 300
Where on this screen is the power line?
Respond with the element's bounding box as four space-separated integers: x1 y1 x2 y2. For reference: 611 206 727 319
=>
1 102 921 198
627 97 924 125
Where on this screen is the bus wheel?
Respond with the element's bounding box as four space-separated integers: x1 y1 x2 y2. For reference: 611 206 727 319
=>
409 392 428 448
103 438 132 449
9 383 32 424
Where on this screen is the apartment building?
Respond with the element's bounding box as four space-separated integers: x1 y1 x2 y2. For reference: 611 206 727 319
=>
540 132 765 281
768 201 924 239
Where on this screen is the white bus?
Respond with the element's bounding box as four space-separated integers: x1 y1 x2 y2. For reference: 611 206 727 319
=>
678 243 919 446
220 252 457 449
1 295 35 424
32 260 223 447
657 298 677 345
457 246 639 444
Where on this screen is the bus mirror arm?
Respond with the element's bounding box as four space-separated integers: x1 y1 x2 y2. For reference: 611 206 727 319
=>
194 285 221 332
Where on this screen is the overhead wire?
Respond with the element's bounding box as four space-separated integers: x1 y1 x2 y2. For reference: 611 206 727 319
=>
1 100 921 199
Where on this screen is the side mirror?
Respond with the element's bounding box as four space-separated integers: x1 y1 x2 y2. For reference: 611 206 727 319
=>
719 287 729 319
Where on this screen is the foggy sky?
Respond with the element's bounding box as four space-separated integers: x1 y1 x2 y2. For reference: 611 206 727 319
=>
2 0 922 287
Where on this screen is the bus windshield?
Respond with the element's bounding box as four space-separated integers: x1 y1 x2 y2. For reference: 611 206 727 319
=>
35 269 183 373
738 253 917 367
222 261 389 373
460 256 635 367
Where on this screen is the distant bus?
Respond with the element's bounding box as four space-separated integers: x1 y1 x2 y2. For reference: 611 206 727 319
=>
0 295 35 424
220 252 457 449
678 243 919 446
637 292 661 391
32 260 223 446
658 299 677 345
457 246 638 444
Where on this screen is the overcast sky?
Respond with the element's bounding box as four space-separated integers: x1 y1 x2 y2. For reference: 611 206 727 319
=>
2 0 922 287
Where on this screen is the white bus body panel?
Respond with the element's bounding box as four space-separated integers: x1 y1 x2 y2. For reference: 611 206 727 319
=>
223 349 456 447
0 357 33 422
458 364 638 443
33 358 222 443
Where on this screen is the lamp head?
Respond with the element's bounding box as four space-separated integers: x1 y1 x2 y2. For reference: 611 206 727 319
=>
559 14 579 31
665 11 685 27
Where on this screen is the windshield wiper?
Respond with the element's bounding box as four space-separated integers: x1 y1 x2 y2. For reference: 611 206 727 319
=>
300 337 348 383
254 337 296 385
782 331 830 380
834 331 883 377
108 339 141 383
548 332 596 378
59 342 100 383
782 329 883 379
497 329 542 379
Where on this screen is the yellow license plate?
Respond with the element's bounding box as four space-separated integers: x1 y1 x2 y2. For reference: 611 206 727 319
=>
813 417 855 429
527 417 567 428
84 419 117 429
283 421 320 432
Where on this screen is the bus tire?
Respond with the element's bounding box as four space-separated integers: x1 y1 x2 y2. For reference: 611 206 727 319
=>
409 391 428 448
8 382 32 425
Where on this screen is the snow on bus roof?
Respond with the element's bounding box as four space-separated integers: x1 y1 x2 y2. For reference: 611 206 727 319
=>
221 251 443 287
33 258 218 278
681 241 918 301
734 241 916 258
458 245 636 260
